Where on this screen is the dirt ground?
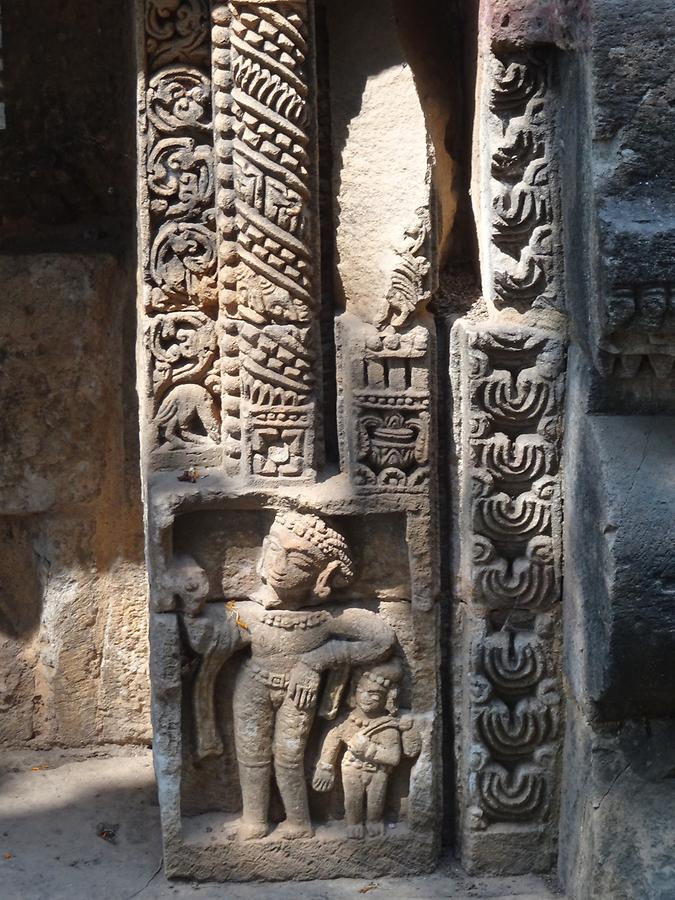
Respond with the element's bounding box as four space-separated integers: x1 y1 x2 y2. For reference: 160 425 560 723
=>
0 749 561 900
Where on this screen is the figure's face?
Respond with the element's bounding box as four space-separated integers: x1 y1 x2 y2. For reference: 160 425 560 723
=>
259 524 321 606
356 679 388 715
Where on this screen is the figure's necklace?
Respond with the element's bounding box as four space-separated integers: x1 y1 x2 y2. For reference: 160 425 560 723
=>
259 609 330 630
349 712 394 729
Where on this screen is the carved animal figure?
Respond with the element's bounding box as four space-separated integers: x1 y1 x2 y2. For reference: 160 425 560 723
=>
155 383 220 447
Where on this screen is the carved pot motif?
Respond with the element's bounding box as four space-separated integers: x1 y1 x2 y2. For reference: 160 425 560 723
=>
363 413 422 472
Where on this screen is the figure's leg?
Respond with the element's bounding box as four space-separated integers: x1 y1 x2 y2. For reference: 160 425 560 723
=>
342 764 366 839
365 771 389 837
198 396 221 443
273 695 315 839
233 668 273 839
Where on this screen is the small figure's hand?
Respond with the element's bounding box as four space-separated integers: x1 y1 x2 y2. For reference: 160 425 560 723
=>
312 762 335 792
288 662 320 710
349 732 371 759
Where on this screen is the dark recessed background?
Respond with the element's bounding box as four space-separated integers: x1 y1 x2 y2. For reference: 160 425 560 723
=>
0 0 135 253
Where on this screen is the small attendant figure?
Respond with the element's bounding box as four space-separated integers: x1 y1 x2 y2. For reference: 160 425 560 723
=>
312 658 421 838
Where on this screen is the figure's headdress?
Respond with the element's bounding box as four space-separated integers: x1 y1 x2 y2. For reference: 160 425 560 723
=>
274 510 354 584
351 657 404 714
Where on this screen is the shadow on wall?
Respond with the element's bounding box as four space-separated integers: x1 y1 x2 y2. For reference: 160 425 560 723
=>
0 1 147 750
0 253 149 751
322 0 468 317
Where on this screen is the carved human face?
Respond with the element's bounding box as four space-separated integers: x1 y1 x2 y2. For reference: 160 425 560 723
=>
355 678 388 716
258 523 323 607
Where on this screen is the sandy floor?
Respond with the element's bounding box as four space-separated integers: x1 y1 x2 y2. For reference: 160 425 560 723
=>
0 748 561 900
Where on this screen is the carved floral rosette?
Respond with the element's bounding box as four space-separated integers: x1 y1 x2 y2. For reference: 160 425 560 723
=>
480 49 564 314
452 322 565 871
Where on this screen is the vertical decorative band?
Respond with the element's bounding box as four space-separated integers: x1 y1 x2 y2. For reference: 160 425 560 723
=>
454 32 567 874
228 0 321 479
211 4 241 469
139 0 221 468
453 322 565 872
139 0 320 479
481 50 563 314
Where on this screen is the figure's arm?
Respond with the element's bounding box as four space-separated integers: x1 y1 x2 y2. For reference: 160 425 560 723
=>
182 603 250 760
352 727 401 769
301 608 395 673
312 721 348 792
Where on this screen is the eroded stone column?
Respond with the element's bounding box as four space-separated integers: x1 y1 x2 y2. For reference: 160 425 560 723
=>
137 0 440 881
451 3 578 874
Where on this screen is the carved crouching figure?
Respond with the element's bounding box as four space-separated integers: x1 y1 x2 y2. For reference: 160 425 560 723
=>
312 659 421 838
181 511 395 841
155 383 220 448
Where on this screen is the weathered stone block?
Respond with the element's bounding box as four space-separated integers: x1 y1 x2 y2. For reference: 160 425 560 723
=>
0 254 149 749
560 708 675 900
563 412 675 722
0 255 120 513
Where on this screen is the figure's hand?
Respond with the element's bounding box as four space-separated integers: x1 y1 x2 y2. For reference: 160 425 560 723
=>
349 732 372 760
312 762 335 792
288 662 321 710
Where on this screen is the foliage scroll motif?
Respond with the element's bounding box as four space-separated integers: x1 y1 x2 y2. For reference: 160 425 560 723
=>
145 0 210 67
140 0 220 463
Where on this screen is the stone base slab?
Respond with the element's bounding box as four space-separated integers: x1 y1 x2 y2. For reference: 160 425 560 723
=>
166 816 437 882
461 826 555 877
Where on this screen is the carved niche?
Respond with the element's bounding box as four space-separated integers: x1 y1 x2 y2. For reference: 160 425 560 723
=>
137 0 439 882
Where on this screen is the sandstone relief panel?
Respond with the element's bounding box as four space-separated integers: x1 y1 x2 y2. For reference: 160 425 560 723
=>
595 279 675 379
137 0 439 882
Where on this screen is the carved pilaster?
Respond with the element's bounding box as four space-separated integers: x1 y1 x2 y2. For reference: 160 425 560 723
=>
227 0 321 479
137 1 440 883
452 322 565 873
595 280 675 379
454 22 567 873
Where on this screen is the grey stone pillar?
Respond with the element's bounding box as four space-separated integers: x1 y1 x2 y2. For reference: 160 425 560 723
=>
557 1 675 897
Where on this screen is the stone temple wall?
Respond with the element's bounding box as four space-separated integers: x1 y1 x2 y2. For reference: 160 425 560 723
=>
0 0 150 749
1 1 675 897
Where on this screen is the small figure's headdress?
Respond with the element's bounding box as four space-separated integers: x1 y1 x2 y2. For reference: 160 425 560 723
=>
351 657 404 714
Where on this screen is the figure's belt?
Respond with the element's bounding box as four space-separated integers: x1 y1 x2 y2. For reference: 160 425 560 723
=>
247 661 289 690
343 750 380 773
